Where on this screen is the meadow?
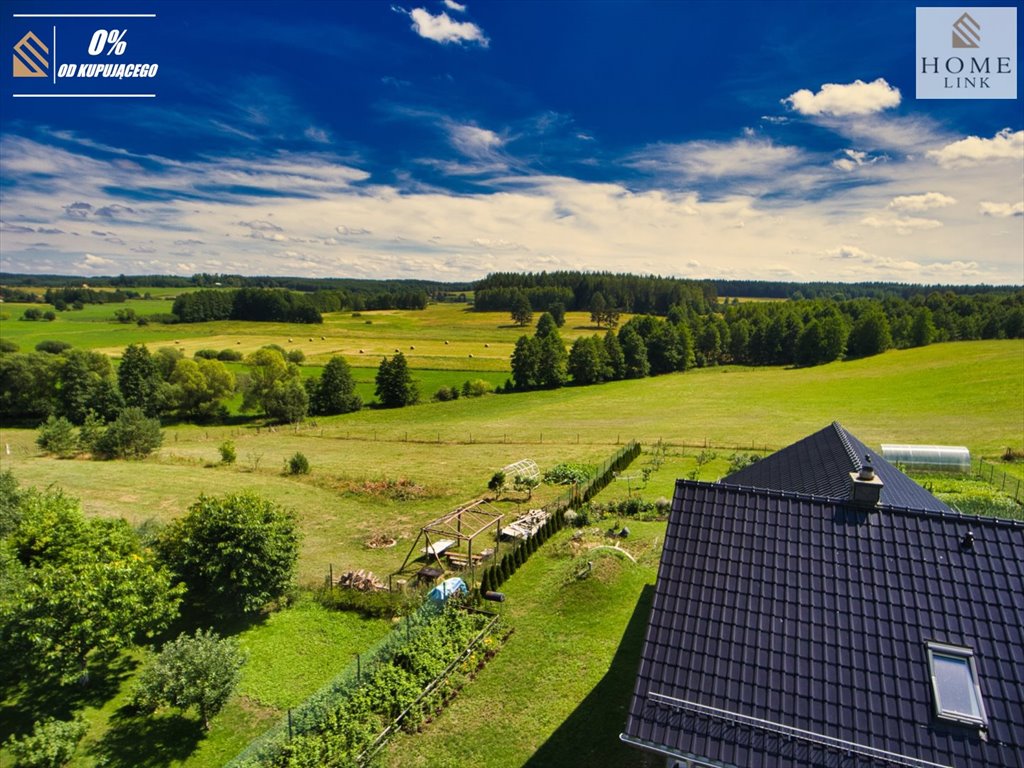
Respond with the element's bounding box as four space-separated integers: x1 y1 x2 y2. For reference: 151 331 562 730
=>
1 298 1022 767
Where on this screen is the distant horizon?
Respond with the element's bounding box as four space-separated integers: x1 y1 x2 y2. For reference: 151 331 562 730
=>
2 1 1022 284
2 269 1021 290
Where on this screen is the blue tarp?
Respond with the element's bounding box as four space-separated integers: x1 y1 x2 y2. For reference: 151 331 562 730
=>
427 577 467 603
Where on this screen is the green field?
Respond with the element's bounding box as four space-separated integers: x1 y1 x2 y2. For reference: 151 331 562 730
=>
1 301 1022 768
0 300 613 372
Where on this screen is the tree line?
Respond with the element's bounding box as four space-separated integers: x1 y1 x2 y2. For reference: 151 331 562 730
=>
473 270 713 316
507 288 1024 391
169 286 430 323
0 336 434 434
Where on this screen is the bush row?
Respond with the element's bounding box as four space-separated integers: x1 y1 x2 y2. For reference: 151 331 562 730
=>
312 586 408 619
478 509 567 594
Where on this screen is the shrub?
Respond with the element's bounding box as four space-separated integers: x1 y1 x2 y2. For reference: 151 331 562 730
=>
217 348 243 362
0 338 19 353
157 491 300 616
434 386 458 402
36 415 79 458
77 411 105 454
218 440 237 465
287 452 310 475
194 349 220 360
43 311 56 322
313 586 407 618
113 307 138 324
286 349 305 364
22 307 43 321
4 716 87 768
488 470 506 494
727 452 761 475
543 462 596 485
146 313 178 324
461 379 492 397
93 407 163 459
34 340 71 355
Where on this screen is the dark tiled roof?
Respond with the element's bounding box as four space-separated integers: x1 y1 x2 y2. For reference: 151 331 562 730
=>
623 481 1024 768
725 421 953 513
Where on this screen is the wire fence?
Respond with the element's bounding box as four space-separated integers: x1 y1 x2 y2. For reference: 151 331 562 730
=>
973 458 1024 504
225 600 454 768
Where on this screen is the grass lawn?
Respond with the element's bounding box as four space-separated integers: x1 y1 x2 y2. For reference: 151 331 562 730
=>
381 522 668 768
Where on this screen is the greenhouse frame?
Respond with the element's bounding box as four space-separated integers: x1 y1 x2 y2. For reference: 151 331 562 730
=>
880 444 971 473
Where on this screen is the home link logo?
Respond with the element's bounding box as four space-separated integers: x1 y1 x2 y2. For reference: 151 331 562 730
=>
12 31 48 77
951 12 980 49
917 7 1017 99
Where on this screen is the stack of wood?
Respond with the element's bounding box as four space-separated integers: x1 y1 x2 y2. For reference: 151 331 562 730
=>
336 569 385 592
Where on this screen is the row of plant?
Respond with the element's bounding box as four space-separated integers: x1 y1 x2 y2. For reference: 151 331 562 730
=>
312 585 410 619
478 443 642 594
552 441 643 509
227 599 501 768
478 510 567 594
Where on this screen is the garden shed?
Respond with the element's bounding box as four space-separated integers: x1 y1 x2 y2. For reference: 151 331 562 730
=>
881 443 971 472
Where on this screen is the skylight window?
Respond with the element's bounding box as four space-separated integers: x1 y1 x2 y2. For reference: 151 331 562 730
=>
926 642 987 727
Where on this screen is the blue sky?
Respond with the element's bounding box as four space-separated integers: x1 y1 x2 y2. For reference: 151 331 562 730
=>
1 0 1022 282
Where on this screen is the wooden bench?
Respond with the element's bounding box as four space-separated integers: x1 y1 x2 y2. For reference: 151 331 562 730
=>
446 551 486 568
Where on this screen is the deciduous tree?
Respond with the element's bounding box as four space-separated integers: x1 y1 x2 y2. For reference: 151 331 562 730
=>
1 488 181 685
157 491 299 616
132 629 245 729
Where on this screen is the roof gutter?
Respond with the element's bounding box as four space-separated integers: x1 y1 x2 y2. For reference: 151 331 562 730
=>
618 733 732 768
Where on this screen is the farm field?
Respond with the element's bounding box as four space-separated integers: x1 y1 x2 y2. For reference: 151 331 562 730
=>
0 300 613 372
1 301 1022 768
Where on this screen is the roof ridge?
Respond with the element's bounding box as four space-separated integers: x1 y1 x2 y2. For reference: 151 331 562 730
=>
701 479 1024 529
831 420 863 470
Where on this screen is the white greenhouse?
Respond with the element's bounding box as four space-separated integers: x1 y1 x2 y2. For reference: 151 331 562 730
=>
881 444 971 473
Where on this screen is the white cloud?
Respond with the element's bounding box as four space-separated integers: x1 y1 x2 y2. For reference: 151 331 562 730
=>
447 122 504 157
861 214 943 234
629 138 802 179
822 245 981 278
979 201 1024 217
304 126 330 144
407 7 488 46
927 128 1024 168
470 237 526 251
1 131 1020 284
826 245 874 260
783 78 901 117
80 253 114 268
833 149 868 172
444 0 466 11
888 192 956 212
238 219 282 231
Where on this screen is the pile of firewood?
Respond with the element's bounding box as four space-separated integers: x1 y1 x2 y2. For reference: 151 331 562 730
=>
335 569 385 591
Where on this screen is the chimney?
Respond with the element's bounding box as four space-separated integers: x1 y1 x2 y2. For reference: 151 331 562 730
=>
849 454 884 507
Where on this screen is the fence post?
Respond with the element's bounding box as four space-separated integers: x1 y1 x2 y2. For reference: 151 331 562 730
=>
288 708 293 741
